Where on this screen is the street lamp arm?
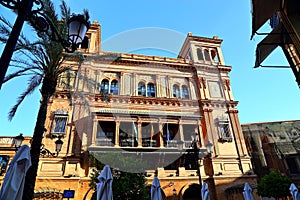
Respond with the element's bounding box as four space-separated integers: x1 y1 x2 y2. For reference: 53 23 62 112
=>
0 0 21 10
0 0 90 89
40 144 59 157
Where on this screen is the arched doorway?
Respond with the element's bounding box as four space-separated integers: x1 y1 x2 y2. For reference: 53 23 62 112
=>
182 183 201 200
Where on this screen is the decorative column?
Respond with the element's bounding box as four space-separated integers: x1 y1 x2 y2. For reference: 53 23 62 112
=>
228 109 247 156
91 118 98 146
166 76 171 98
120 72 124 95
132 73 137 96
158 119 164 147
115 120 120 147
198 76 207 100
155 75 159 97
202 108 220 156
137 119 142 147
197 120 204 147
178 120 184 141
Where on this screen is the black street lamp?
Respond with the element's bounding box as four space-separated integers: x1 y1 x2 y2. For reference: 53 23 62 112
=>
14 133 24 149
0 0 90 89
191 133 214 200
40 137 63 157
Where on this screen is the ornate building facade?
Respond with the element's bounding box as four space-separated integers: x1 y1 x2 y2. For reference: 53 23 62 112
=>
0 21 256 200
242 120 300 184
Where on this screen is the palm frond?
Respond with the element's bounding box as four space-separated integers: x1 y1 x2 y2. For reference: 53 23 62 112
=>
8 75 43 120
60 0 71 22
83 9 90 22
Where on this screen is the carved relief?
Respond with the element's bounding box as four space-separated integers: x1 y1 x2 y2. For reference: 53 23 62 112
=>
101 72 120 80
137 75 156 82
208 81 222 98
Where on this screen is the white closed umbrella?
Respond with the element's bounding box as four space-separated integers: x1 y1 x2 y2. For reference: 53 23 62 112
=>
243 182 254 200
97 165 113 200
201 182 210 200
151 177 162 200
290 183 300 200
0 145 31 200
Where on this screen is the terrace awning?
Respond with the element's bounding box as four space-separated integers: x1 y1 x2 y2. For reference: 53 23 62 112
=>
254 23 283 68
251 0 281 39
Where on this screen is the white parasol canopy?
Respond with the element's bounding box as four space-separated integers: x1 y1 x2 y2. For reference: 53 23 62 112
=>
0 145 31 200
97 165 113 200
151 177 162 200
243 182 254 200
290 183 300 200
201 182 210 200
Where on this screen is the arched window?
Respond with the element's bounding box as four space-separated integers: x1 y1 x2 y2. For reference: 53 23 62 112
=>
173 84 180 98
182 85 190 99
197 48 204 60
110 80 119 94
100 79 109 94
147 83 156 97
204 49 211 61
138 82 146 96
210 50 219 62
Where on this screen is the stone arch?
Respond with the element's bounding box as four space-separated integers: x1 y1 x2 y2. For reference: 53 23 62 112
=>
180 183 202 200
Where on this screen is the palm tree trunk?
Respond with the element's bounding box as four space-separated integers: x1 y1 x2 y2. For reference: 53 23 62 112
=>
22 77 56 200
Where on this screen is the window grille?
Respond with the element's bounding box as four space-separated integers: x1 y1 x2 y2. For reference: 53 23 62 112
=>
218 119 232 142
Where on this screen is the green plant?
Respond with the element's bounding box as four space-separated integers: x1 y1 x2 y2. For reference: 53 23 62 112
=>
257 171 292 199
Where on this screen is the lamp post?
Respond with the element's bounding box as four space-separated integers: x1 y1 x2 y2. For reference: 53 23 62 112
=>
14 132 63 157
192 133 214 200
0 0 90 89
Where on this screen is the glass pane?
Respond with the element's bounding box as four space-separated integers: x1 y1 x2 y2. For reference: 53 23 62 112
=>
101 79 109 94
147 83 156 97
173 85 180 98
110 80 119 94
53 116 67 133
182 85 189 99
138 82 146 96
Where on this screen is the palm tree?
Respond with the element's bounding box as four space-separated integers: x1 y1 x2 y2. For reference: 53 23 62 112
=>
0 0 89 199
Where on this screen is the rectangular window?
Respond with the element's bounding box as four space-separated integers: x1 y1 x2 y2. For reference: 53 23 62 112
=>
286 157 299 174
218 120 232 142
51 112 68 135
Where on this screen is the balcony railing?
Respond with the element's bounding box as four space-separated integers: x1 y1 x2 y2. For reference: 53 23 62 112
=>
96 138 114 146
94 138 195 149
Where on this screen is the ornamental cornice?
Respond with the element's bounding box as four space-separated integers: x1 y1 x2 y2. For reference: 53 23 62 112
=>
84 52 195 71
90 94 200 107
200 99 238 109
53 90 73 99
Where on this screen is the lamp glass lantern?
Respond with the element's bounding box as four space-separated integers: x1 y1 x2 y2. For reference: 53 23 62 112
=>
14 133 24 148
67 14 90 47
55 138 64 153
173 188 177 196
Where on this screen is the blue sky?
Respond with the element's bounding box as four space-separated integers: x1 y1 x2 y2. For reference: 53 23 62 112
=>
0 0 300 137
